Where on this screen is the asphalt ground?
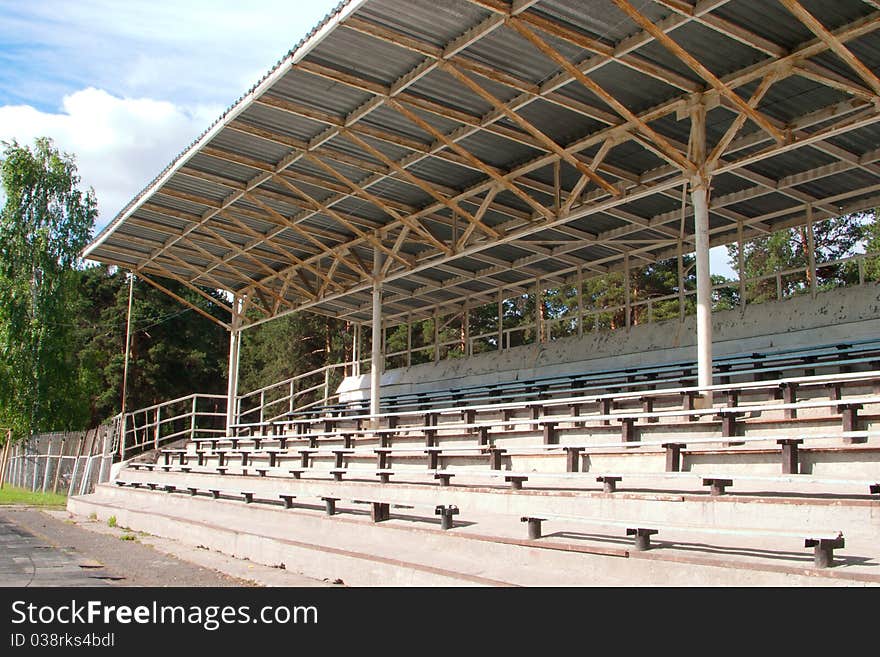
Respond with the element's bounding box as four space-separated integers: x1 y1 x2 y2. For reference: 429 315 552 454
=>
0 507 331 587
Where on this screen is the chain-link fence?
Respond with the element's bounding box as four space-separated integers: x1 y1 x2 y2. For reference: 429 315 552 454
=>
0 424 115 496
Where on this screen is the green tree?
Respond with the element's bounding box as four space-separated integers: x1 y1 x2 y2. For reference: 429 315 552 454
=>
0 138 97 436
727 212 872 303
70 265 229 427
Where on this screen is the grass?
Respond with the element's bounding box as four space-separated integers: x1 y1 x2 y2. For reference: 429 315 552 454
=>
0 485 67 507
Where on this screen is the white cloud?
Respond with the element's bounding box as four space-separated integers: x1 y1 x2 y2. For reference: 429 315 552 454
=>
0 1 343 109
0 1 343 234
0 88 222 231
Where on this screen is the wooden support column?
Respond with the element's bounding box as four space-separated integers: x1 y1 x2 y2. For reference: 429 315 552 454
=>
225 295 242 434
433 309 440 363
370 249 384 420
576 265 584 337
535 279 544 344
806 204 817 299
624 253 631 329
406 315 412 367
497 290 504 351
352 322 360 377
737 220 746 311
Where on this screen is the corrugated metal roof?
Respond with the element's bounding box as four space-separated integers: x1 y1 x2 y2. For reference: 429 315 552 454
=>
83 0 880 327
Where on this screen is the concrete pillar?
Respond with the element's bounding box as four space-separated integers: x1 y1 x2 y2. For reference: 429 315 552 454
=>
688 98 713 406
225 296 242 434
692 178 713 397
370 249 384 419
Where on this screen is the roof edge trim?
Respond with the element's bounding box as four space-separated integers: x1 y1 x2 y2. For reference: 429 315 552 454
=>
83 0 368 263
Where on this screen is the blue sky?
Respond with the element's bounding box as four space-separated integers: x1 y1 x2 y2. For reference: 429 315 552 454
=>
0 0 736 277
0 0 342 227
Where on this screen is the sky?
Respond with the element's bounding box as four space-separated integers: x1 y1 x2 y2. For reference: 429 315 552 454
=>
0 0 736 278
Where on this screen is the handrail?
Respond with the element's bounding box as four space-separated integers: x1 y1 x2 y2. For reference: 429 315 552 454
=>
118 393 227 460
237 361 353 400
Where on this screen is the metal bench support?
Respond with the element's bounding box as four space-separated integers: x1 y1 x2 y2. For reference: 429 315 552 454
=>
806 536 845 568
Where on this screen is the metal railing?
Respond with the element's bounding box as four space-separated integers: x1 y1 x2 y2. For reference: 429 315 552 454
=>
118 393 227 460
106 250 880 458
235 361 353 425
435 249 880 357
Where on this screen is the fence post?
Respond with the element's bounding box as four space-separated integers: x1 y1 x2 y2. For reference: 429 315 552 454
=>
0 432 10 489
41 440 53 493
52 438 65 493
31 440 39 492
80 455 94 496
324 368 331 406
79 430 97 496
67 434 85 497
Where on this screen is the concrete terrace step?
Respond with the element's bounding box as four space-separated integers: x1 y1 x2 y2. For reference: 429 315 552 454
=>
69 483 880 586
112 467 880 539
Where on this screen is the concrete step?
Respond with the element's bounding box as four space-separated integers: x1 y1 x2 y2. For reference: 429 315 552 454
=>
69 483 880 586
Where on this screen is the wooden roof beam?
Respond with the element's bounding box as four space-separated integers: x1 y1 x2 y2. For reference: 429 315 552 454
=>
610 0 786 145
778 0 880 96
507 17 697 176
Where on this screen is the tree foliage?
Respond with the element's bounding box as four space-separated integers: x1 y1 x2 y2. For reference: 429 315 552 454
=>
726 211 876 302
0 138 96 435
3 138 877 436
69 265 229 427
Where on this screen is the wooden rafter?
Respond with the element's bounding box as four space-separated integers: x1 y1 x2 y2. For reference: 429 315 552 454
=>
303 153 452 255
340 128 502 240
506 18 697 176
137 272 231 331
88 2 880 329
386 98 556 222
777 0 880 96
442 61 621 197
271 174 411 272
609 0 786 144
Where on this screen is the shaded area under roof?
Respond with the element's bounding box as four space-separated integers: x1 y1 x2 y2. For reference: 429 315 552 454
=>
84 0 880 328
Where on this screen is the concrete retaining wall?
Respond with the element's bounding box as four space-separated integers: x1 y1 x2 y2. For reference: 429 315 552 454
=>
339 283 880 400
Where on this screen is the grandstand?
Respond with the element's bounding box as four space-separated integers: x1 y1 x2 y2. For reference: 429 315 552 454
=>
72 0 880 585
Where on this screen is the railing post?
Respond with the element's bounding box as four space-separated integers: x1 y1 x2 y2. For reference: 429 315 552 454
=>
259 391 265 424
154 407 161 450
190 396 198 441
324 368 331 406
118 414 127 460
